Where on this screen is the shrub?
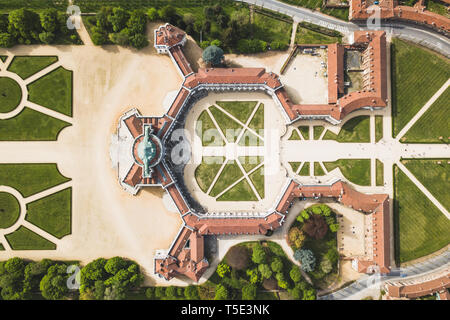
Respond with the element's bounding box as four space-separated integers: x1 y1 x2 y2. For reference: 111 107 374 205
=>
129 33 148 49
0 33 16 47
325 247 339 265
270 257 283 273
40 8 59 33
166 286 176 298
275 272 288 289
39 31 55 44
184 285 199 300
320 258 333 274
246 268 260 284
109 29 130 46
303 288 316 300
200 40 210 49
270 41 288 51
258 264 272 279
145 287 155 299
237 39 267 54
214 284 228 300
329 223 340 232
289 266 302 283
294 249 316 272
251 243 266 264
288 227 306 249
108 7 130 33
242 283 257 300
217 263 230 278
91 29 108 45
155 286 165 298
211 39 222 47
297 209 310 223
127 9 147 35
226 246 250 270
289 283 303 299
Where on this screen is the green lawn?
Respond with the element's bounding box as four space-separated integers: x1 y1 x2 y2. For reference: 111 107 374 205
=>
0 107 71 141
402 159 450 211
296 26 341 45
394 165 450 263
5 226 56 250
0 163 71 197
249 166 264 198
375 116 383 142
288 130 301 140
0 192 20 229
426 0 449 18
209 106 243 143
402 87 450 143
7 56 58 80
238 156 263 173
195 110 225 146
252 11 292 47
391 38 450 137
280 0 349 20
0 243 4 250
25 188 72 239
0 0 69 13
238 129 263 146
248 103 264 132
194 156 225 193
217 179 258 201
323 116 370 142
27 66 73 117
0 77 22 113
299 126 309 140
290 162 301 172
314 162 325 176
376 159 384 186
324 159 371 186
313 126 324 140
0 56 7 62
299 162 310 176
210 161 243 197
216 101 258 124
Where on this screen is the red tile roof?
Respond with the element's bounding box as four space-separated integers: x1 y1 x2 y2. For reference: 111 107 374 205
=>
155 24 186 47
387 273 450 298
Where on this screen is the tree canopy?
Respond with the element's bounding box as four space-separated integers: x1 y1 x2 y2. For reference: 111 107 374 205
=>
202 45 224 67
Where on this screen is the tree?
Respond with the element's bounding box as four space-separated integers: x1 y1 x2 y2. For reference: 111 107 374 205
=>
155 286 165 298
129 33 148 49
270 257 283 273
214 284 228 300
289 283 303 300
303 288 316 300
275 272 288 289
302 214 328 240
91 28 108 45
183 13 195 26
288 227 306 249
0 257 26 300
0 15 8 33
204 6 215 20
325 247 339 265
226 246 250 270
210 39 221 47
40 8 59 33
80 258 107 288
23 259 53 297
289 266 302 283
296 209 310 223
127 9 147 35
202 45 224 67
0 33 15 47
108 7 130 33
166 286 177 298
147 8 159 21
251 243 266 264
329 223 340 232
320 257 333 274
159 5 178 25
242 283 257 300
258 264 272 280
230 10 249 28
319 204 332 216
270 41 288 51
246 268 260 284
96 6 113 33
294 249 316 273
217 14 229 29
109 29 130 46
184 285 199 300
8 9 41 42
39 31 55 44
217 263 230 278
145 287 155 299
40 264 69 300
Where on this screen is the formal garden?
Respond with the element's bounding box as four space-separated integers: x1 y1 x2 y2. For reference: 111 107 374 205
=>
0 163 72 250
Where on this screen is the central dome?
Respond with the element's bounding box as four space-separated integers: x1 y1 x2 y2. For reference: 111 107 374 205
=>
137 138 157 163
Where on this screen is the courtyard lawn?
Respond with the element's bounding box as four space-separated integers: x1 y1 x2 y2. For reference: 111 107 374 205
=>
7 56 58 80
238 156 263 173
290 162 301 172
376 159 384 186
391 38 450 137
299 126 309 140
238 130 263 147
217 179 258 201
195 110 225 146
0 163 71 198
323 116 370 142
394 165 450 263
209 106 243 143
375 116 383 142
0 244 4 250
402 87 450 143
216 101 257 124
248 103 264 132
5 226 56 250
25 188 72 239
402 159 450 211
324 159 371 186
27 66 73 117
249 166 265 198
314 162 325 176
194 157 225 193
210 161 243 197
313 126 324 140
0 192 21 229
0 77 22 113
0 56 7 62
299 162 310 176
288 129 301 140
0 107 71 141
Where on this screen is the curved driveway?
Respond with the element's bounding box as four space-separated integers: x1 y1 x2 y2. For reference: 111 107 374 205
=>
237 0 450 57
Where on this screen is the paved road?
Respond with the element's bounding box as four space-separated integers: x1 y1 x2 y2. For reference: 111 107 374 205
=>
238 0 450 57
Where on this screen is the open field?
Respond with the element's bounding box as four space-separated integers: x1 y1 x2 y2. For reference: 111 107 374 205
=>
391 38 450 137
393 165 450 263
402 159 450 211
323 116 370 143
0 77 22 113
7 56 58 80
25 188 72 239
324 159 371 186
402 87 450 143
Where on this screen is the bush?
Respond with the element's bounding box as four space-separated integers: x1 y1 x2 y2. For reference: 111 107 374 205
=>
145 287 155 299
237 39 267 54
127 9 147 35
40 8 59 33
303 288 316 300
129 33 148 49
329 223 340 232
288 227 305 249
294 249 316 272
258 264 272 279
242 283 257 300
289 266 302 283
275 272 288 289
225 246 250 270
251 243 266 264
155 286 165 298
108 7 130 33
270 257 283 273
166 286 177 298
39 31 55 44
289 283 303 299
109 29 130 46
184 285 199 300
320 258 333 274
200 40 210 49
214 284 228 300
325 247 339 265
91 29 108 45
217 263 230 278
270 41 288 51
211 39 222 47
0 33 15 47
246 268 260 284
